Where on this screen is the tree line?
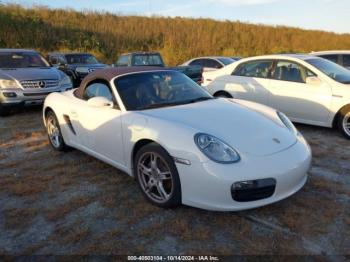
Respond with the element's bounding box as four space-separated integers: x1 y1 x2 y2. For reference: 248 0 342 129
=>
1 4 350 65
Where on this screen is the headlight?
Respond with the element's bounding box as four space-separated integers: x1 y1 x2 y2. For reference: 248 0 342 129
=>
76 67 89 74
0 79 21 89
277 111 298 135
59 76 72 87
194 133 240 164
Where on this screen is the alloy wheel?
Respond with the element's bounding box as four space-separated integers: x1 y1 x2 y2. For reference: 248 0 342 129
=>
342 112 350 137
137 152 173 204
47 115 61 148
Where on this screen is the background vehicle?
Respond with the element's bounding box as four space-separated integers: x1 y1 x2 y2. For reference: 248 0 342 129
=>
0 49 72 116
311 51 350 70
202 54 350 138
43 67 311 211
47 52 108 87
231 57 242 61
114 52 202 83
181 56 237 72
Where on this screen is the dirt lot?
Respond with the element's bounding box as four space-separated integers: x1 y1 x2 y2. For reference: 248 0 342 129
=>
0 107 349 257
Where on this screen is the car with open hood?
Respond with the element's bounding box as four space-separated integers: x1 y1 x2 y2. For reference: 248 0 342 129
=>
0 49 72 116
43 67 311 211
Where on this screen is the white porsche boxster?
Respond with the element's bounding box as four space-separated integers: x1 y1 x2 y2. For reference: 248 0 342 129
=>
43 67 312 211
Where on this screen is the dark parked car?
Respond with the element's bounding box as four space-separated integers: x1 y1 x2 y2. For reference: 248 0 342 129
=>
114 52 202 83
0 49 72 116
47 52 108 87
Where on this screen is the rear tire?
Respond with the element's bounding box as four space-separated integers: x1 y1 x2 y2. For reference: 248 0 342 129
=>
134 143 182 208
46 110 67 151
337 106 350 139
214 91 233 98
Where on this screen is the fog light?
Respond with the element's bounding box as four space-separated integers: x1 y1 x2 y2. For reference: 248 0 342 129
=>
3 92 17 98
231 178 276 202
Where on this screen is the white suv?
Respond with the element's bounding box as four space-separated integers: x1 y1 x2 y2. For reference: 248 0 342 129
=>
202 54 350 139
0 49 72 116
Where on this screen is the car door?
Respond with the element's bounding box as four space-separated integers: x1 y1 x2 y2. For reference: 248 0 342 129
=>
268 60 332 124
73 81 125 166
220 60 273 104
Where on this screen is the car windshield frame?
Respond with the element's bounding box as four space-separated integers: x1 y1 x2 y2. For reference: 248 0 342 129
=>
114 71 213 111
0 52 50 69
306 58 350 84
65 54 99 65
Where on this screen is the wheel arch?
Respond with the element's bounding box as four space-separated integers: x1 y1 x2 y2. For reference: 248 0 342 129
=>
332 103 350 128
130 138 176 176
43 106 54 126
213 90 233 98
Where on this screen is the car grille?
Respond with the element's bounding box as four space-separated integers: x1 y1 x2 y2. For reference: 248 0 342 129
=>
20 79 59 89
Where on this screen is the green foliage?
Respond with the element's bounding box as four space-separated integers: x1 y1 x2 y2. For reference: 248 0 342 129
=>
1 4 350 65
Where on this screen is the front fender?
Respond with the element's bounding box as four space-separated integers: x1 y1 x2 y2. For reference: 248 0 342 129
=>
122 114 206 171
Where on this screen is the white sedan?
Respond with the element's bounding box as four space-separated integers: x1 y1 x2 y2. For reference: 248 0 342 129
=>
182 56 237 72
202 54 350 139
43 67 311 211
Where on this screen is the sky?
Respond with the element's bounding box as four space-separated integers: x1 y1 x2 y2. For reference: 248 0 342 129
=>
9 0 350 34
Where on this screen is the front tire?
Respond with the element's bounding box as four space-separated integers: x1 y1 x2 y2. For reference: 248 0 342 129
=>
134 143 182 208
46 110 67 151
337 107 350 139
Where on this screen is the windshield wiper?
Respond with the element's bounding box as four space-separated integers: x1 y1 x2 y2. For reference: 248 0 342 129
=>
186 97 213 104
142 102 186 110
142 97 213 110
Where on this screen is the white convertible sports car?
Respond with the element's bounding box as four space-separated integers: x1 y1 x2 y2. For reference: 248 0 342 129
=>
202 54 350 139
43 67 311 211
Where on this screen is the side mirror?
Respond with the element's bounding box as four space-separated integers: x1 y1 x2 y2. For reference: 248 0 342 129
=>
306 76 321 85
87 97 113 108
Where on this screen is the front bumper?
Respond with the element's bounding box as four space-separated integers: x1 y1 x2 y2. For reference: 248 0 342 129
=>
176 136 312 211
0 87 71 106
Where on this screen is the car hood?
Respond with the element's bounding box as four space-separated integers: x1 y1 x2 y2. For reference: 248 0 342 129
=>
0 67 63 81
141 99 297 157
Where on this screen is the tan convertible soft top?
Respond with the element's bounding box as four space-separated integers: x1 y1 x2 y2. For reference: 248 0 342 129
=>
75 66 165 99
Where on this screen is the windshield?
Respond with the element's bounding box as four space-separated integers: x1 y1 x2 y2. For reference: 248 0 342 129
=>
115 71 213 110
0 52 50 68
133 55 164 66
65 54 99 64
217 57 235 65
306 58 350 84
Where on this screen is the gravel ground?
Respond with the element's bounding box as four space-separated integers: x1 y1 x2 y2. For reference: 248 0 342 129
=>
0 107 349 257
